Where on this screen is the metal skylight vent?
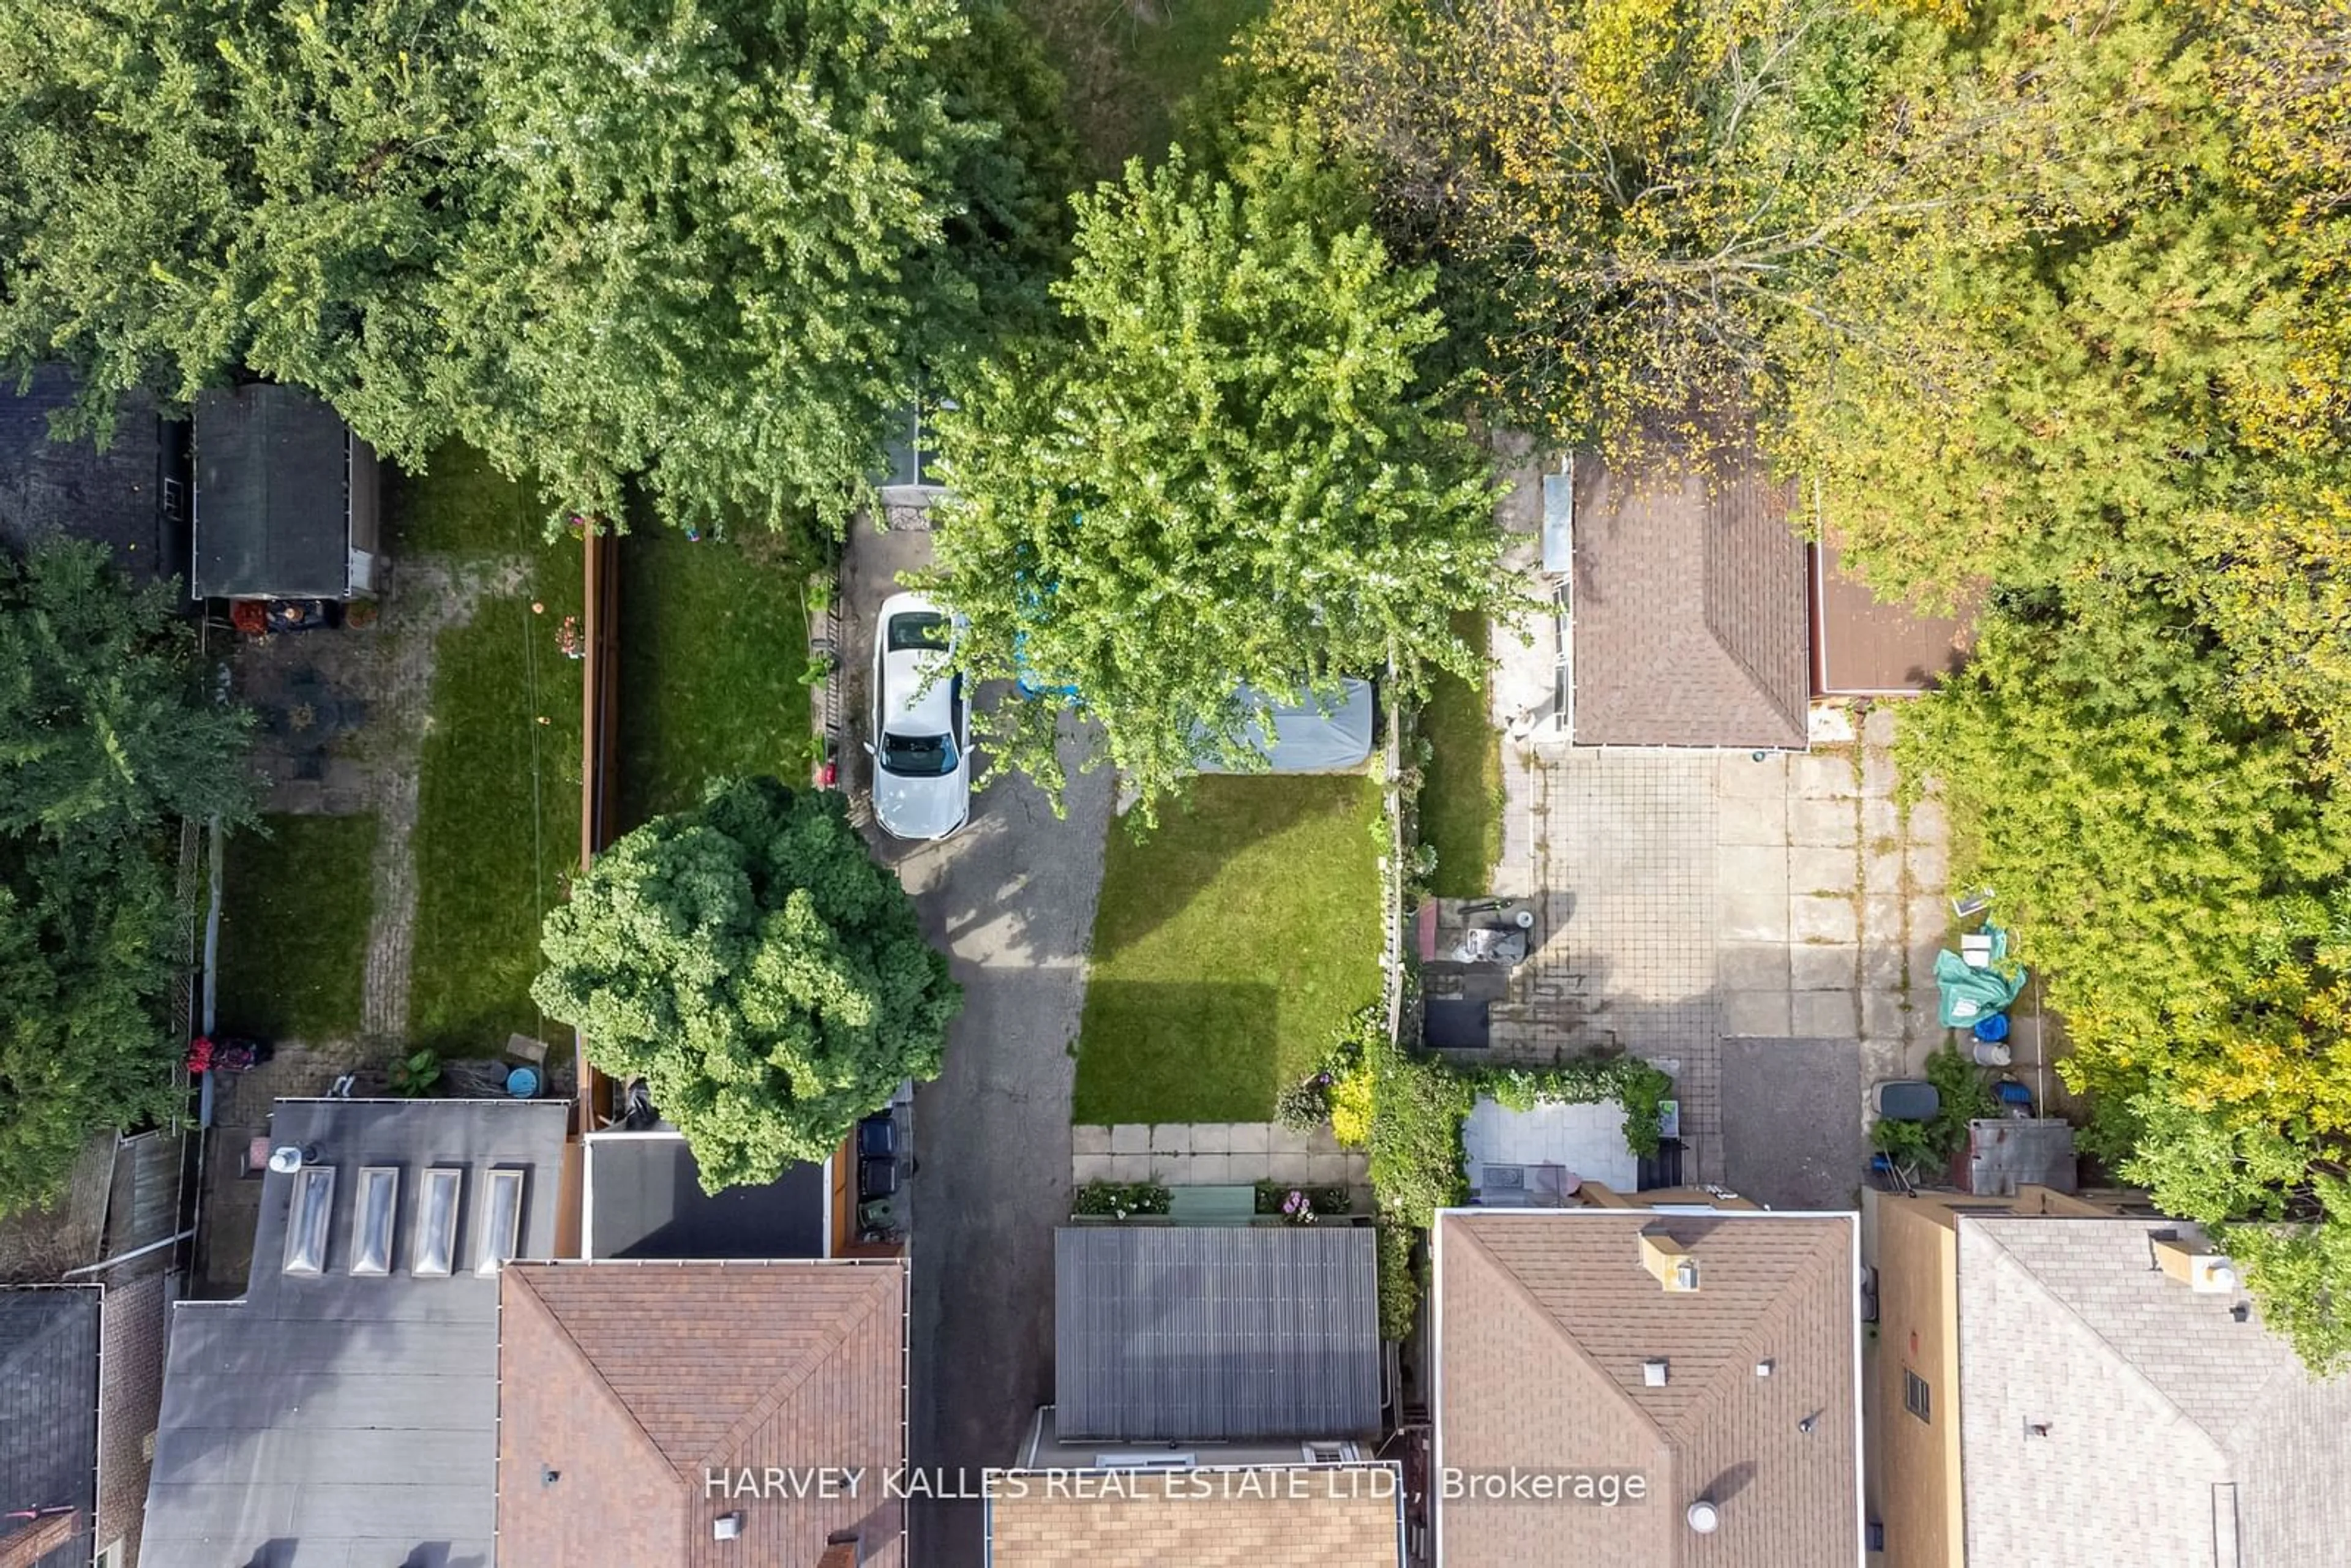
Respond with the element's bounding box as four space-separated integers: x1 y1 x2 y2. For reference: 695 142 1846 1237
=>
351 1167 400 1276
282 1166 336 1276
477 1168 525 1275
414 1167 463 1278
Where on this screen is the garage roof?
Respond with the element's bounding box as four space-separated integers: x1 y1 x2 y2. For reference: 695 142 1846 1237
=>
1054 1226 1381 1442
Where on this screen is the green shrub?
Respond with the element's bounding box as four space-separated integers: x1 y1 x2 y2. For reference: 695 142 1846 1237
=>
1072 1180 1171 1218
1376 1221 1420 1342
1254 1182 1353 1217
1366 1035 1475 1227
1275 1077 1332 1130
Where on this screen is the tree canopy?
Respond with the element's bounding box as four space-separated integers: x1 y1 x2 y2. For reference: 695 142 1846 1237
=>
926 138 1509 819
0 541 252 1217
0 0 1071 534
532 777 959 1190
1253 0 1912 451
1839 0 2351 1371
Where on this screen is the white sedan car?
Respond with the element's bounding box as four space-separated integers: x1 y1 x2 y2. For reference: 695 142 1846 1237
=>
867 592 970 840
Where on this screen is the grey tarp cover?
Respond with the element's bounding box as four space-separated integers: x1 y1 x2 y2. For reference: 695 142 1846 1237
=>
1193 677 1374 773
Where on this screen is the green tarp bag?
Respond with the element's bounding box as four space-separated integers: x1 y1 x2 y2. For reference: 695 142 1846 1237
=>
1935 927 2026 1027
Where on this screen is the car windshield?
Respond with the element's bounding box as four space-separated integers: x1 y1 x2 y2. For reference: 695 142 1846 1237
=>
887 611 950 654
880 730 957 778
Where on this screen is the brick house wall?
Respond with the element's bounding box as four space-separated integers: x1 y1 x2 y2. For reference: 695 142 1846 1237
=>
96 1262 175 1567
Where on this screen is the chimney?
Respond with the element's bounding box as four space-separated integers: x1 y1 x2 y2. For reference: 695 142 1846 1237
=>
817 1530 863 1568
1640 1228 1700 1292
2152 1237 2237 1294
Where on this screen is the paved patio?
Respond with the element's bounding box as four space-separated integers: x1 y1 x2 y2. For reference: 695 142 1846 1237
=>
1073 1122 1369 1190
1483 705 1953 1186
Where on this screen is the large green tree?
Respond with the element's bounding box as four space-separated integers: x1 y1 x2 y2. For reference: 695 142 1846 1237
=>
927 137 1509 818
0 0 1070 533
1253 0 1914 451
0 540 252 1216
532 776 958 1190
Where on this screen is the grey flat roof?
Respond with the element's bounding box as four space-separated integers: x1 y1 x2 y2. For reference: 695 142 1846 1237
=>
191 384 351 599
0 1286 99 1568
1054 1226 1382 1442
141 1098 568 1568
584 1133 827 1259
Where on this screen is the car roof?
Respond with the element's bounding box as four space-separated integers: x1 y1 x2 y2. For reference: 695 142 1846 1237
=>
878 596 956 735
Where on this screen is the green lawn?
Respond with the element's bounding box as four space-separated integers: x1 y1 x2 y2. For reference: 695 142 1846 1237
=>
1074 775 1384 1124
1419 612 1504 897
396 448 585 1053
212 813 380 1041
1017 0 1266 176
617 529 816 827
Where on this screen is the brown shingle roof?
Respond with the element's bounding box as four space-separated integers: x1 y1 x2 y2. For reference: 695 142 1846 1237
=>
1569 449 1810 747
1434 1210 1859 1567
497 1260 906 1568
986 1466 1402 1567
1808 536 1972 696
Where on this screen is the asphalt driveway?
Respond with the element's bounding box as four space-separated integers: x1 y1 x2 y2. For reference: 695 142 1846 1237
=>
839 519 1112 1568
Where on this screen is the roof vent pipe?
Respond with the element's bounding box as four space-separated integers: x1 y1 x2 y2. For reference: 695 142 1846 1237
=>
1687 1501 1721 1534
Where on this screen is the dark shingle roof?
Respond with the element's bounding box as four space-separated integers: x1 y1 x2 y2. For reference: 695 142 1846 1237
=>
1054 1226 1381 1442
0 1288 99 1568
1570 449 1810 748
141 1098 569 1568
497 1259 908 1567
191 384 351 599
0 366 182 585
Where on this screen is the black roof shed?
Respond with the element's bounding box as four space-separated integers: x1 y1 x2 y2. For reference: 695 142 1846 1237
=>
192 384 377 600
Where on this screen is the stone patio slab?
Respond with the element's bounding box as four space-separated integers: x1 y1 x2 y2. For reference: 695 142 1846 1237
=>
1307 1153 1352 1184
1718 750 1790 797
1793 895 1861 945
1716 792 1788 847
1109 1153 1153 1181
1307 1126 1342 1155
1792 751 1862 801
1720 861 1791 943
1791 942 1858 991
1267 1152 1313 1184
1719 988 1794 1037
1150 1125 1192 1155
1187 1153 1232 1184
1072 1125 1111 1157
1862 990 1912 1043
1228 1123 1270 1155
1718 940 1792 992
1790 795 1860 849
1269 1124 1311 1155
1793 989 1859 1037
1110 1123 1151 1155
1790 846 1860 899
1073 1153 1113 1182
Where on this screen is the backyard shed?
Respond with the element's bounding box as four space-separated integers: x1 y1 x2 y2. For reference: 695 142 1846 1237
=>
1194 678 1376 773
1054 1226 1381 1442
0 364 187 584
1809 535 1973 696
191 384 383 601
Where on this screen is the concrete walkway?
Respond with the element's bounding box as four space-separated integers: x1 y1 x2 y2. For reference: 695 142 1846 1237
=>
1073 1122 1368 1188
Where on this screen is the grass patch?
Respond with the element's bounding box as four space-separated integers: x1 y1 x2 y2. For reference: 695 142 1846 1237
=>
212 813 380 1041
617 529 817 826
1419 612 1503 897
399 450 585 1054
1074 775 1384 1123
1016 0 1266 177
